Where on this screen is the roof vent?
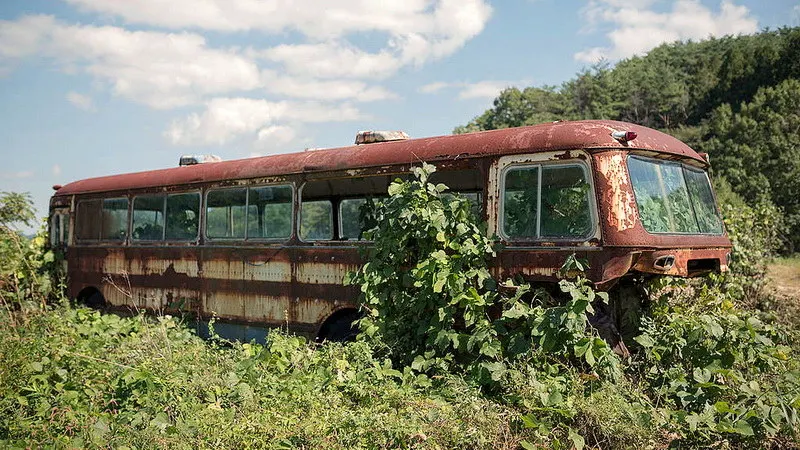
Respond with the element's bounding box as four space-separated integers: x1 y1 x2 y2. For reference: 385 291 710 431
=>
355 130 409 145
179 154 223 166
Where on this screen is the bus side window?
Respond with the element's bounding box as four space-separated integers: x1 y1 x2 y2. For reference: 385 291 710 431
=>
76 199 102 241
503 167 540 238
502 163 593 240
206 188 247 239
300 200 333 241
540 166 592 238
248 185 292 239
101 198 129 241
132 195 165 241
165 193 199 241
339 198 367 240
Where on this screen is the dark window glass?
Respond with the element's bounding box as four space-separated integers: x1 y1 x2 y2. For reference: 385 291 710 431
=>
340 198 367 240
132 195 164 240
165 193 199 240
540 166 592 238
76 200 102 240
503 164 593 239
684 168 723 234
503 167 539 238
628 156 722 234
101 198 129 241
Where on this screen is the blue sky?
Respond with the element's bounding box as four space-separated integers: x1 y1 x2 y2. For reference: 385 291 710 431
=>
1 0 798 231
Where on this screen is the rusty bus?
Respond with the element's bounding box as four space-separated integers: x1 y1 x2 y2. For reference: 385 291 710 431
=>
49 120 731 342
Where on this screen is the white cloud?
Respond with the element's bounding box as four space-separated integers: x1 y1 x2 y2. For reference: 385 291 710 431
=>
52 165 62 176
252 125 299 155
457 81 515 100
254 43 402 80
66 91 96 111
575 0 758 62
261 71 397 102
0 3 493 151
419 80 523 100
0 15 55 59
64 0 492 77
167 97 365 146
0 16 262 109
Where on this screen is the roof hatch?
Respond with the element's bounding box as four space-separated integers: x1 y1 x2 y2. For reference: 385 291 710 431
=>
355 130 409 145
179 154 223 166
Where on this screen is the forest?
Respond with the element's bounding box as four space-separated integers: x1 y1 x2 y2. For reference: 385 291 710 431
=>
1 27 800 449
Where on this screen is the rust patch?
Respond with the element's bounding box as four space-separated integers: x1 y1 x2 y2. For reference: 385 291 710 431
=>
596 152 637 232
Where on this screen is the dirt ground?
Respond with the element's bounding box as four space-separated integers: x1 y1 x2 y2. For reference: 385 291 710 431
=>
767 257 800 326
769 257 800 299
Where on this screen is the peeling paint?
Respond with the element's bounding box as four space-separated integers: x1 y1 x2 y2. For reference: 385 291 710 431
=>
596 152 638 231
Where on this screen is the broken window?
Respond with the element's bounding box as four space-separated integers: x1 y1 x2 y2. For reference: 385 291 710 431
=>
132 195 165 241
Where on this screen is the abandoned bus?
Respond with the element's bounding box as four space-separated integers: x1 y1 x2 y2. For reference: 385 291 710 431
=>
49 120 731 341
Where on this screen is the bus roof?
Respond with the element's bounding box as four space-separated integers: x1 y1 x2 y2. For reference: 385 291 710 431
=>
54 120 704 196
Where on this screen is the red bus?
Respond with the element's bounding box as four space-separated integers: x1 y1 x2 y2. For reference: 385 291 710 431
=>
49 120 731 341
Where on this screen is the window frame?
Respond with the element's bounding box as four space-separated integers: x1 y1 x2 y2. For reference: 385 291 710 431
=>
626 154 724 236
203 183 294 243
499 160 597 242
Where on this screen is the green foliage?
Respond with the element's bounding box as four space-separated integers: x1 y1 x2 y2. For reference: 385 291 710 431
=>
0 305 523 449
0 192 56 312
456 28 800 134
699 78 800 252
714 180 785 305
349 164 618 388
632 278 800 445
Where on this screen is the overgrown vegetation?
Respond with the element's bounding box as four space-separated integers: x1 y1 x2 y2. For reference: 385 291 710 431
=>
6 160 797 448
3 28 800 448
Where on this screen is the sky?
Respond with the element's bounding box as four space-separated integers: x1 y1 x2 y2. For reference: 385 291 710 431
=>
1 0 798 231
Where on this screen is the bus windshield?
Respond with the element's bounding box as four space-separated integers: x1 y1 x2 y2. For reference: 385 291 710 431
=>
627 155 723 234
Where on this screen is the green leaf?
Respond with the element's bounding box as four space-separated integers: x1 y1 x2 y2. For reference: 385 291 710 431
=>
568 429 585 450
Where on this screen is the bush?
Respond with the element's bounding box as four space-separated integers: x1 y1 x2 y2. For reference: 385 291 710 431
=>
0 192 57 313
348 164 619 388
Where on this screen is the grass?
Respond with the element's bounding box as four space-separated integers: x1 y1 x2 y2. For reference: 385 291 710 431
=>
0 303 527 449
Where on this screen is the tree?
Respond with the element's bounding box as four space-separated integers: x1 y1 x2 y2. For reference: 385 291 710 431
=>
698 79 800 251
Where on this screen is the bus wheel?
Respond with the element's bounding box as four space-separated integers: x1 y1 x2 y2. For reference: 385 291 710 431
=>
77 287 106 308
317 309 360 343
